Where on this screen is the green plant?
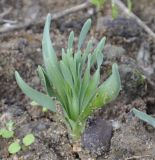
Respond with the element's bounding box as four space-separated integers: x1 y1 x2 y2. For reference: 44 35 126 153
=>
0 128 14 138
127 0 132 11
0 120 14 139
8 140 21 154
90 0 132 19
132 108 155 127
90 0 106 9
133 69 146 86
111 1 119 19
22 134 35 146
15 14 121 140
0 117 35 154
8 133 35 154
6 120 14 131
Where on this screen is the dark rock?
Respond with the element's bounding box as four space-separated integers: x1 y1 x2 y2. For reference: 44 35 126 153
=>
97 16 142 38
82 118 113 155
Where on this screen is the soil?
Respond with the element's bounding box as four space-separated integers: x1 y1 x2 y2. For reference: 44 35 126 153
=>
0 0 155 160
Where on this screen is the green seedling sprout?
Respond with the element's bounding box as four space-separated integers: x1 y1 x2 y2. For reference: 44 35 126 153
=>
8 133 35 154
90 0 106 9
90 0 132 19
0 128 14 139
0 117 35 154
22 134 35 146
6 120 14 131
132 108 155 127
15 14 121 140
111 0 119 19
0 120 14 139
127 0 132 11
8 140 21 154
90 0 119 19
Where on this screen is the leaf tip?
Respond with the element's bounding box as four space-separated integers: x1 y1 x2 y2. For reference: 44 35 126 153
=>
47 13 52 21
15 71 20 80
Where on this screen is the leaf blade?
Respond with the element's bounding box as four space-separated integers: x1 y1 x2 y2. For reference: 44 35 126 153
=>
132 108 155 127
15 71 56 112
8 141 21 154
42 14 57 66
79 63 121 121
23 134 35 146
68 31 74 49
78 19 91 50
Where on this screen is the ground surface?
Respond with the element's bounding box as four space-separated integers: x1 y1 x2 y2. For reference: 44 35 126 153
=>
0 0 155 159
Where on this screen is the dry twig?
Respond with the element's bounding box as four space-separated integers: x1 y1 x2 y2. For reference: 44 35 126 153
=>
125 155 151 160
113 0 155 40
51 1 90 20
0 7 12 19
0 1 90 33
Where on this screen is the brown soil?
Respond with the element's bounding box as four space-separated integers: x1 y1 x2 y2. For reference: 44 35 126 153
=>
0 0 155 160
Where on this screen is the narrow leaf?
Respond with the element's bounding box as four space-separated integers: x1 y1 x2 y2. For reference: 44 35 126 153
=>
127 0 132 11
68 31 74 49
78 19 91 50
42 14 57 66
90 0 106 9
37 66 55 96
92 63 121 107
60 61 73 88
15 71 56 112
112 1 119 19
79 54 91 108
132 108 155 127
45 59 70 114
79 63 121 121
81 39 93 65
81 68 100 110
91 37 106 67
70 92 79 121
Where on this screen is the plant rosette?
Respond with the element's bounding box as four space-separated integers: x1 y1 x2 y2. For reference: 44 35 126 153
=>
8 134 35 154
8 140 21 154
22 134 35 147
0 128 14 139
15 14 121 141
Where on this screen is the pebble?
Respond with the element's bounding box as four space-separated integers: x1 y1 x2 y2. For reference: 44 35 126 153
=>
82 118 113 155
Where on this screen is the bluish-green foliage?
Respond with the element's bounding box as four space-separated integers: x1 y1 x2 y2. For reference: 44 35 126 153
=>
15 14 121 140
133 108 155 127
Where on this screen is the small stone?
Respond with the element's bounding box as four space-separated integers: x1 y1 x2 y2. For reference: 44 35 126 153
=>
73 142 82 152
96 16 141 38
111 120 121 130
82 118 113 155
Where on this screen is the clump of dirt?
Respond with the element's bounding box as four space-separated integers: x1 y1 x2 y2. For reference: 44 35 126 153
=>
82 118 112 155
